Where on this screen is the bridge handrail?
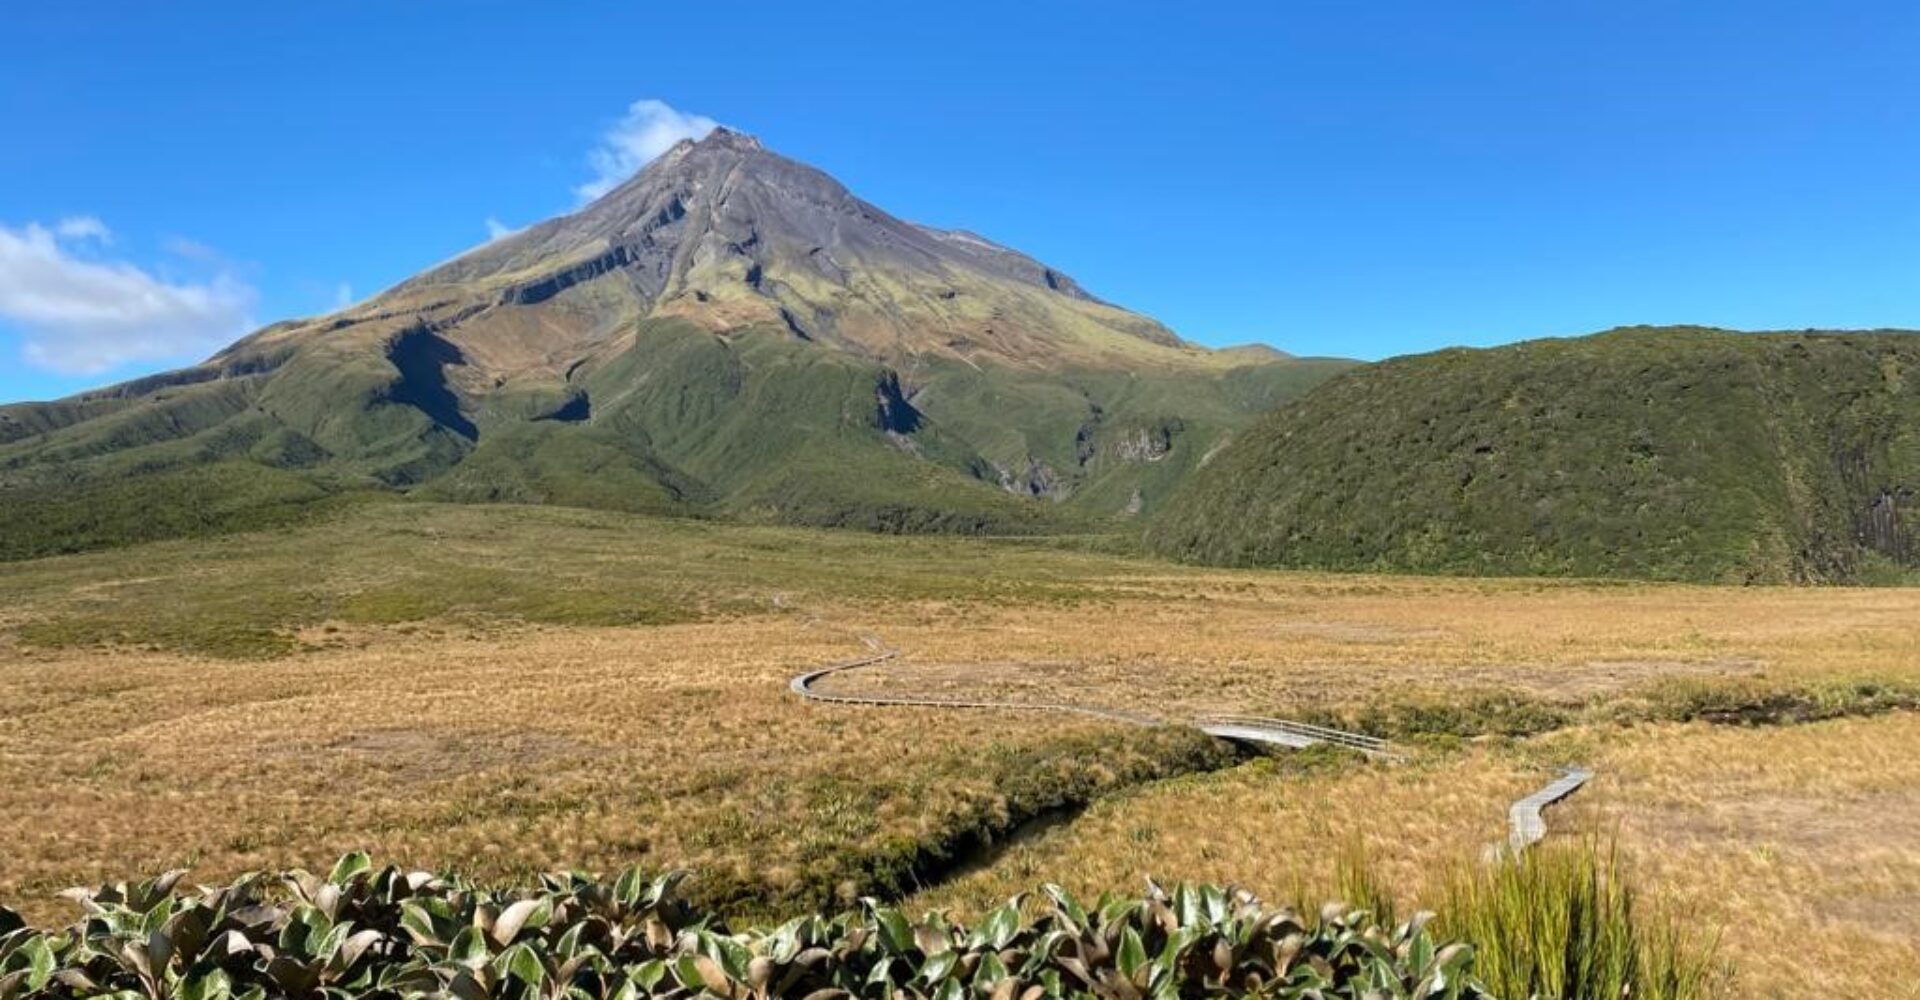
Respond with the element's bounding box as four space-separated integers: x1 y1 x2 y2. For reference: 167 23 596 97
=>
1191 714 1392 749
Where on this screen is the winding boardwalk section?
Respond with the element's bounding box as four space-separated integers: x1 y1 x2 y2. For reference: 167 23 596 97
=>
1501 767 1596 855
789 648 1394 757
792 645 1591 852
790 649 1161 726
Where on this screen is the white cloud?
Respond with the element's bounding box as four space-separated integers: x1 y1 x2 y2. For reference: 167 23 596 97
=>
574 98 718 202
484 216 522 242
333 282 354 309
54 216 111 243
163 236 220 262
0 220 256 375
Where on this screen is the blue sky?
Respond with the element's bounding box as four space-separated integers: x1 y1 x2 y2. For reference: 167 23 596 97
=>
3 2 1917 403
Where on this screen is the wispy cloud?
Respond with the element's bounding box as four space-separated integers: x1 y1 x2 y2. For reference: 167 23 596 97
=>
54 216 111 243
333 282 355 309
0 220 255 374
484 216 523 242
162 236 220 262
575 98 718 202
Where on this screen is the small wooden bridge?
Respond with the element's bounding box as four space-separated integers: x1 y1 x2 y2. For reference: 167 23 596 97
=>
1191 715 1399 759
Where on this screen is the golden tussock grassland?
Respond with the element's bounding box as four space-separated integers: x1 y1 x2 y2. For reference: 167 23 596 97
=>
2 502 1917 997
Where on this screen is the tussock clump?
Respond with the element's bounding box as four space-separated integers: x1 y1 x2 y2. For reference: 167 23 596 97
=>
1437 840 1720 1000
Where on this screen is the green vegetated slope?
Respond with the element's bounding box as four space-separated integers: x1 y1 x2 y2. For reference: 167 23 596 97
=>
906 353 1354 515
0 129 1350 560
549 319 1066 535
0 321 1341 559
1150 326 1920 583
0 373 372 561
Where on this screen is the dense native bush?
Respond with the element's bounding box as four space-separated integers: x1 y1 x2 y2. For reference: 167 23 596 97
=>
0 854 1486 1000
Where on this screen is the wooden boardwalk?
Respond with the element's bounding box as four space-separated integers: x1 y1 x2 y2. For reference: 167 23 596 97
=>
1498 767 1596 856
1191 715 1399 759
793 643 1592 851
789 648 1395 756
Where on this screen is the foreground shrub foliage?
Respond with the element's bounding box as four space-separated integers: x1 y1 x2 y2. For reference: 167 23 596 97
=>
0 854 1486 1000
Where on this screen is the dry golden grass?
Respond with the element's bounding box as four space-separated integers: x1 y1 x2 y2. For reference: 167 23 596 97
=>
1570 715 1920 998
0 617 1216 923
908 750 1534 915
2 503 1918 998
911 717 1920 998
819 575 1920 717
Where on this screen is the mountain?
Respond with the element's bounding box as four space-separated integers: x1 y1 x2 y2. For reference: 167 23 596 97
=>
0 129 1352 559
1149 326 1920 584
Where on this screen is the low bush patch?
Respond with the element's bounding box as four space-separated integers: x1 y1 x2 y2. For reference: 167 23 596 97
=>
0 854 1487 999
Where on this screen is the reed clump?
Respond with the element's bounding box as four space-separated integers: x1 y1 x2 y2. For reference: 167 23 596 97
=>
1436 839 1720 1000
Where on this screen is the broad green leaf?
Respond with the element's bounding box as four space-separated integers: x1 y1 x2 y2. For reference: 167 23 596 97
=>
19 936 56 991
1116 927 1148 983
613 868 645 908
179 968 233 1000
644 872 686 908
313 922 349 963
448 926 489 970
712 935 753 980
1171 884 1200 930
1408 927 1435 974
629 959 667 991
326 853 372 886
554 921 587 960
496 942 547 987
1042 885 1088 934
981 903 1020 950
1155 924 1199 971
920 950 958 984
399 902 444 946
768 918 806 963
1201 885 1230 925
871 906 913 954
669 954 705 990
970 951 1008 990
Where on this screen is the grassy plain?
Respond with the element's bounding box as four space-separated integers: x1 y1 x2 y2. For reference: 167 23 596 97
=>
2 501 1917 996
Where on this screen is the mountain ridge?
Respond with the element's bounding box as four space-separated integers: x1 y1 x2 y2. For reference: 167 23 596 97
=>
0 129 1352 559
1148 325 1920 584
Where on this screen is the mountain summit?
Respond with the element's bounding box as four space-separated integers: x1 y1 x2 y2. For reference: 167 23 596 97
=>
379 127 1184 369
0 131 1352 558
